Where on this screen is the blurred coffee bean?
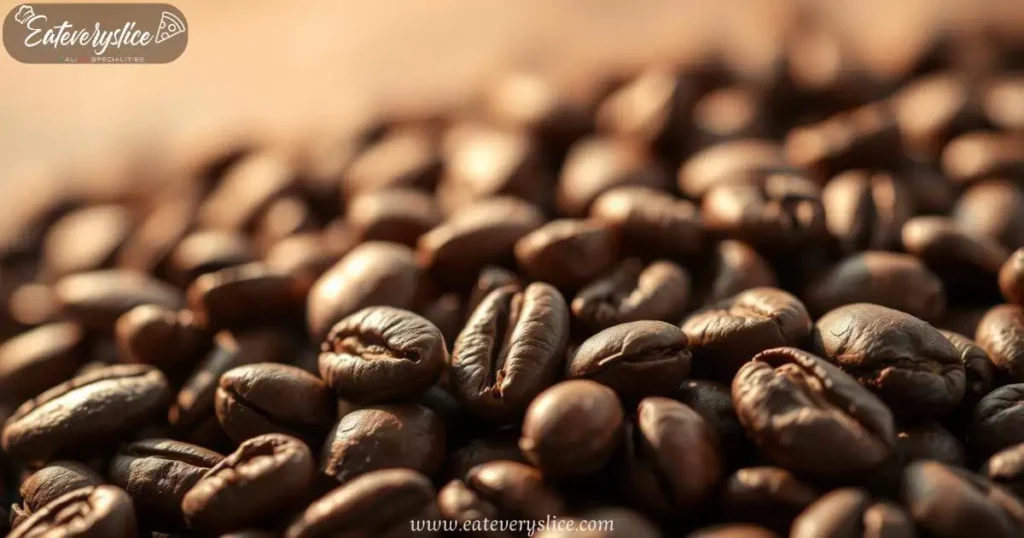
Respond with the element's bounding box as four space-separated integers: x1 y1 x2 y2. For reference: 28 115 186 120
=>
167 230 255 287
790 489 915 538
187 263 305 330
821 170 914 253
945 131 1024 183
0 322 86 406
438 460 566 530
953 180 1024 251
903 216 1010 303
264 232 340 295
700 240 777 305
999 248 1024 305
515 219 618 289
892 72 986 158
590 187 705 261
973 384 1024 456
595 68 692 152
984 75 1024 132
673 380 750 467
42 204 134 280
445 430 526 481
901 160 959 215
116 182 202 275
902 461 1023 538
941 329 997 408
691 86 771 148
198 150 297 231
254 195 316 251
7 282 58 328
557 136 668 217
975 304 1024 381
687 524 779 538
115 305 210 381
896 421 967 467
983 443 1024 498
571 259 690 332
481 71 594 153
785 102 903 179
466 266 521 315
54 269 185 333
346 188 442 246
677 139 787 200
720 466 817 532
341 126 442 198
536 507 661 538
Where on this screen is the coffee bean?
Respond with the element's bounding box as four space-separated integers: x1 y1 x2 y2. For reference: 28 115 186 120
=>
197 150 297 232
321 404 445 483
346 188 442 247
108 438 223 531
896 421 966 467
903 216 1010 302
942 131 1024 183
812 303 965 419
720 466 817 532
790 488 915 538
595 68 691 150
520 380 623 476
437 460 566 524
955 180 1024 252
591 187 706 261
983 443 1024 498
567 321 691 398
984 76 1024 132
691 86 771 149
0 322 86 406
571 259 690 332
803 252 945 320
892 72 985 158
187 262 305 330
54 270 185 333
445 430 526 481
2 364 171 463
319 306 446 403
700 240 778 305
902 461 1023 538
265 233 340 295
975 304 1024 382
116 184 203 275
115 305 210 381
285 468 441 538
941 329 997 408
14 460 104 527
307 241 421 341
182 433 315 533
999 249 1024 305
42 205 134 280
673 380 750 467
682 288 811 381
784 102 902 179
480 71 593 153
341 126 442 198
687 524 779 538
732 347 895 479
537 507 661 538
466 266 521 315
167 230 256 287
515 219 619 289
972 384 1024 456
557 137 668 218
417 293 464 347
9 485 136 538
216 363 336 444
821 170 914 253
677 139 787 200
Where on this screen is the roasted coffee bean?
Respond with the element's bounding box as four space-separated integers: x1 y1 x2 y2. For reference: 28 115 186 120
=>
903 216 1010 302
216 363 336 444
417 293 464 349
265 232 341 295
1000 248 1024 305
732 347 895 479
445 430 526 480
975 304 1024 382
902 461 1023 538
321 404 445 483
972 384 1024 456
480 71 593 153
450 283 569 420
187 263 305 330
2 364 171 463
983 443 1024 498
903 160 959 215
984 76 1024 131
115 305 210 380
0 322 86 406
116 184 203 274
341 126 441 198
892 72 985 158
557 137 668 218
812 303 965 419
571 259 690 332
254 195 317 251
42 205 134 280
673 379 749 466
166 230 255 287
702 171 827 253
566 321 691 399
346 188 442 246
519 380 623 476
438 460 566 526
896 421 966 467
619 397 723 516
941 330 997 407
595 68 691 150
514 219 619 289
591 187 705 261
720 466 817 532
54 270 185 333
307 241 421 341
9 485 136 538
197 150 296 231
319 306 446 403
682 288 811 381
182 434 315 533
677 139 787 200
803 252 945 321
942 131 1024 183
418 197 544 288
108 438 223 531
687 524 779 538
955 180 1024 252
285 469 441 538
701 240 777 305
691 86 771 149
466 266 521 315
14 461 105 527
784 102 902 179
790 488 915 538
821 170 914 253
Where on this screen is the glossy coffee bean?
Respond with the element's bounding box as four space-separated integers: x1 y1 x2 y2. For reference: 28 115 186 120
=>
902 461 1023 538
307 241 421 341
677 139 787 200
701 240 777 305
942 131 1024 183
1000 249 1024 305
0 322 86 405
42 205 134 279
784 102 902 180
437 460 566 525
2 364 171 463
14 461 105 527
972 384 1024 456
821 170 914 253
790 489 915 538
954 180 1024 251
182 434 316 534
197 150 296 231
803 252 945 320
445 429 526 481
216 363 336 444
515 219 619 289
983 443 1024 498
557 137 668 218
975 304 1024 382
108 438 223 531
285 469 441 538
941 330 996 408
187 263 305 330
450 283 569 420
167 230 256 287
571 259 690 332
590 186 705 260
115 305 210 380
54 270 185 333
682 288 811 381
567 321 691 399
346 188 442 246
673 380 749 467
732 347 895 479
520 380 624 476
812 303 965 419
902 216 1009 302
720 466 817 532
895 421 966 467
321 404 445 483
619 397 723 516
9 485 137 538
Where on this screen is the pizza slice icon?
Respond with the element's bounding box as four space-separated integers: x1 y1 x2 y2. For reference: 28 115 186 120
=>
155 11 186 44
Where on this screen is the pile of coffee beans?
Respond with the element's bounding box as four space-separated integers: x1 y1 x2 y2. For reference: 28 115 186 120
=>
2 21 1024 538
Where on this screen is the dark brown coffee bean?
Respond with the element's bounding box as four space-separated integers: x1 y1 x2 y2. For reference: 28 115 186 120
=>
983 443 1024 498
673 380 749 467
732 347 895 479
445 430 526 481
54 270 185 333
2 364 171 463
590 187 706 260
902 461 1023 538
557 137 668 217
15 461 104 526
418 197 544 288
938 307 991 340
187 262 305 330
108 439 223 531
1000 249 1024 305
42 205 134 280
785 102 902 179
450 283 569 420
677 139 787 200
720 466 817 532
821 170 914 253
892 72 985 158
417 293 464 349
519 380 623 476
691 86 771 148
619 397 723 516
701 240 777 305
116 183 202 274
941 330 997 408
265 232 340 296
197 151 296 231
903 216 1010 302
896 421 966 467
115 305 210 380
791 489 915 538
514 219 619 289
216 363 336 444
9 485 136 538
955 180 1024 252
346 188 442 246
701 172 827 253
812 303 965 419
687 524 779 538
438 460 566 526
182 434 315 534
307 242 421 341
285 468 440 538
975 304 1024 382
0 322 86 406
595 68 692 151
903 160 959 215
321 404 445 483
942 131 1024 183
682 288 811 381
466 266 521 315
341 126 441 198
571 259 690 332
167 230 255 287
803 252 945 320
319 306 446 403
973 384 1024 456
567 321 691 399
